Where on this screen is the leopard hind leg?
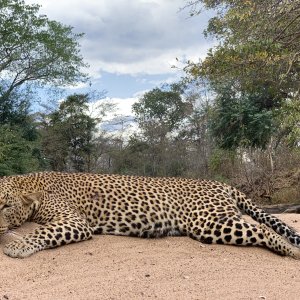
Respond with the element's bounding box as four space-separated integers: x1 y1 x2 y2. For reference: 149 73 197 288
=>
233 190 300 247
187 217 300 258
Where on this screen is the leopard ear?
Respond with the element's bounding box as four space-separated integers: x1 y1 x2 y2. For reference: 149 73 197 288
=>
22 191 43 205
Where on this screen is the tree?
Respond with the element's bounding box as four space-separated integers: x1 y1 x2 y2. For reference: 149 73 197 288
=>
130 86 189 176
0 0 87 175
40 94 97 172
183 0 300 148
0 85 32 124
177 79 215 177
185 0 300 99
277 98 300 147
0 0 87 104
133 86 188 138
0 86 45 175
0 124 42 175
209 82 275 149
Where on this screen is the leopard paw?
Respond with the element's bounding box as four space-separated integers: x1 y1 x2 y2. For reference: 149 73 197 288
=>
3 239 39 258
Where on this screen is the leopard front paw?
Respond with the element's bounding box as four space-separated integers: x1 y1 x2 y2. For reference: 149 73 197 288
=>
3 239 39 258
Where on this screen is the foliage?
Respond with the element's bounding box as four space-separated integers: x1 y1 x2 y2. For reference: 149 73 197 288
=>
0 84 44 175
185 0 300 99
132 86 188 135
111 134 187 177
0 124 42 175
277 97 300 147
209 81 277 149
0 87 34 129
0 0 88 176
40 94 97 172
0 0 87 103
126 86 190 177
183 0 300 149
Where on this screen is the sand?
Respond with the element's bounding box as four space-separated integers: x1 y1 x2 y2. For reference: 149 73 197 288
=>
0 214 300 300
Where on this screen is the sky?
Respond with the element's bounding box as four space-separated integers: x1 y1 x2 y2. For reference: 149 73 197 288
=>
24 0 214 118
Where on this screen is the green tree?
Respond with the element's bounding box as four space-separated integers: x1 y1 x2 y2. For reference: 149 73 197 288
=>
0 0 87 104
0 87 44 175
130 86 188 176
0 124 42 175
210 82 275 149
40 94 97 172
277 98 300 147
185 0 300 94
133 86 188 137
184 0 300 147
0 0 88 175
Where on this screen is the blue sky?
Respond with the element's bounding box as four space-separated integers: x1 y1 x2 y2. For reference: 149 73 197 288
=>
25 0 214 115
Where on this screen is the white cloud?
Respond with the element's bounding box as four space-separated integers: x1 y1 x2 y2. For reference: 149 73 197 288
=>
109 97 138 118
89 96 138 121
88 96 140 137
24 0 212 77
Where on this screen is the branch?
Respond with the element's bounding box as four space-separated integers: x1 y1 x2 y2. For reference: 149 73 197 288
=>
0 44 24 72
286 51 300 75
274 13 300 42
281 32 300 47
0 58 13 73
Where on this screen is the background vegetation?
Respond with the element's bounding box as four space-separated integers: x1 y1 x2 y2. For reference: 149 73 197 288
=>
1 0 300 204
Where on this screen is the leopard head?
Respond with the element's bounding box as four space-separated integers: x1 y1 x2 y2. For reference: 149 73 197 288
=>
0 191 43 235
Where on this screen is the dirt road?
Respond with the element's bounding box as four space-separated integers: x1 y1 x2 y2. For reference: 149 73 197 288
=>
0 214 300 300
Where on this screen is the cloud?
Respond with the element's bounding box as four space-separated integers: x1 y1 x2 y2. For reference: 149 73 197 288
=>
88 96 140 136
24 0 213 77
89 96 138 121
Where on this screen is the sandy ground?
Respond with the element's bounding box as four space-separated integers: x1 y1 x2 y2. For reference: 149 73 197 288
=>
0 214 300 300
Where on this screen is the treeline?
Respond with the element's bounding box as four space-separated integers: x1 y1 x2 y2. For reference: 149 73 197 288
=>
1 84 299 203
1 0 300 203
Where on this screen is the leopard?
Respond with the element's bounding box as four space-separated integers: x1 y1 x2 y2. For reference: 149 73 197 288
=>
0 171 299 258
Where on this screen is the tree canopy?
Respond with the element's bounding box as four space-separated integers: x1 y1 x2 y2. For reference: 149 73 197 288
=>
210 82 275 149
0 0 87 103
0 0 88 175
184 0 300 149
40 94 97 172
132 87 188 134
185 0 300 98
